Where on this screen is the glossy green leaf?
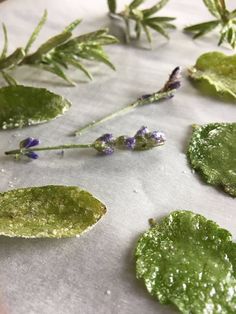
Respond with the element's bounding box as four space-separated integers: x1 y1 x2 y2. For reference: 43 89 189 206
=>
189 52 236 100
135 210 236 313
188 123 236 197
0 185 106 238
0 85 71 130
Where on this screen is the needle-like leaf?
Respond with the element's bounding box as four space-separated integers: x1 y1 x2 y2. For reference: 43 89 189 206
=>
0 23 8 60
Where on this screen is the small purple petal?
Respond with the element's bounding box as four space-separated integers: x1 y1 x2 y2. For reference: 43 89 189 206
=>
135 126 149 137
25 151 39 159
168 81 181 90
103 146 114 155
20 137 39 149
125 137 136 149
96 133 113 144
150 131 166 143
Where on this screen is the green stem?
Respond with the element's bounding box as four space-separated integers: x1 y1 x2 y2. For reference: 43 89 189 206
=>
5 143 93 156
74 90 173 136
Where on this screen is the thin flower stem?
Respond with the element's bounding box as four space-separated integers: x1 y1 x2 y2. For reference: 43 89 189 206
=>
5 143 93 156
74 90 173 136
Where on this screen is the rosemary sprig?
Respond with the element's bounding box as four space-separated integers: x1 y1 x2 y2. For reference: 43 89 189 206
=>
0 10 118 86
74 66 181 136
107 0 176 44
184 0 236 49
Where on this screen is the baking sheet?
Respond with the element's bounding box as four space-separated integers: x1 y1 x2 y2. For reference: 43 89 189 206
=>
0 0 235 313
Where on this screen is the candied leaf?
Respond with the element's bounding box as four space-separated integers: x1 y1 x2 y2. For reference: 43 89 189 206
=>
135 210 236 313
0 185 106 238
189 51 236 100
0 85 71 130
188 123 236 197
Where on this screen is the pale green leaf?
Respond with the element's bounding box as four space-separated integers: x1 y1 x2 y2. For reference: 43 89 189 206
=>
0 85 71 130
63 19 81 33
136 210 236 312
203 0 221 18
25 9 48 54
0 23 8 60
189 51 236 100
0 185 106 238
188 123 236 197
142 0 169 17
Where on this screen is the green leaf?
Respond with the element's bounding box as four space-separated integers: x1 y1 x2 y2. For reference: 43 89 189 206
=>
0 23 8 60
129 0 145 10
203 0 222 18
24 9 48 54
142 0 169 17
135 210 236 312
86 48 116 70
145 21 169 39
64 57 93 80
0 48 25 70
0 85 71 130
188 123 236 197
145 16 175 23
184 20 219 39
0 185 106 238
141 23 152 43
63 19 81 33
189 51 236 100
107 0 117 13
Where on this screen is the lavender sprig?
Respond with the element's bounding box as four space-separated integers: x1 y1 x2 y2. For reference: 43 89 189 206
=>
74 67 181 136
5 126 166 160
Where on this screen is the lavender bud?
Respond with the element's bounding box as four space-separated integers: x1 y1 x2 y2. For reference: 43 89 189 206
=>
93 139 114 155
150 131 166 144
161 66 181 93
135 126 149 137
124 137 136 150
20 137 39 149
96 133 113 144
25 151 39 159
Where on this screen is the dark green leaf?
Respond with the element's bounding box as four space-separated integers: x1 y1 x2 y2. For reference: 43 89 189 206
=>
25 10 48 54
188 123 236 197
203 0 221 18
64 56 93 80
107 0 117 13
0 85 71 129
184 20 219 37
136 210 236 312
0 185 106 238
0 48 25 70
0 23 8 60
144 16 175 23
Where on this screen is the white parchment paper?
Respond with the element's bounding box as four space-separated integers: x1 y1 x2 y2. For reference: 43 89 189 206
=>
0 0 235 313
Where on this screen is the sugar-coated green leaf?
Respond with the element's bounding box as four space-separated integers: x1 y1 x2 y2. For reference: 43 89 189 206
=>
0 185 106 238
184 20 219 39
189 51 236 100
129 0 145 10
24 10 48 54
188 123 236 197
203 0 222 18
143 0 169 17
0 85 71 130
0 48 25 70
0 23 8 60
135 210 236 313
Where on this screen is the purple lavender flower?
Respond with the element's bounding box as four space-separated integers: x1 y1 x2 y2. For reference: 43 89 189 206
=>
103 146 114 155
124 137 136 149
20 137 39 149
96 133 113 144
161 66 181 93
150 131 166 144
135 126 149 137
25 151 39 159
